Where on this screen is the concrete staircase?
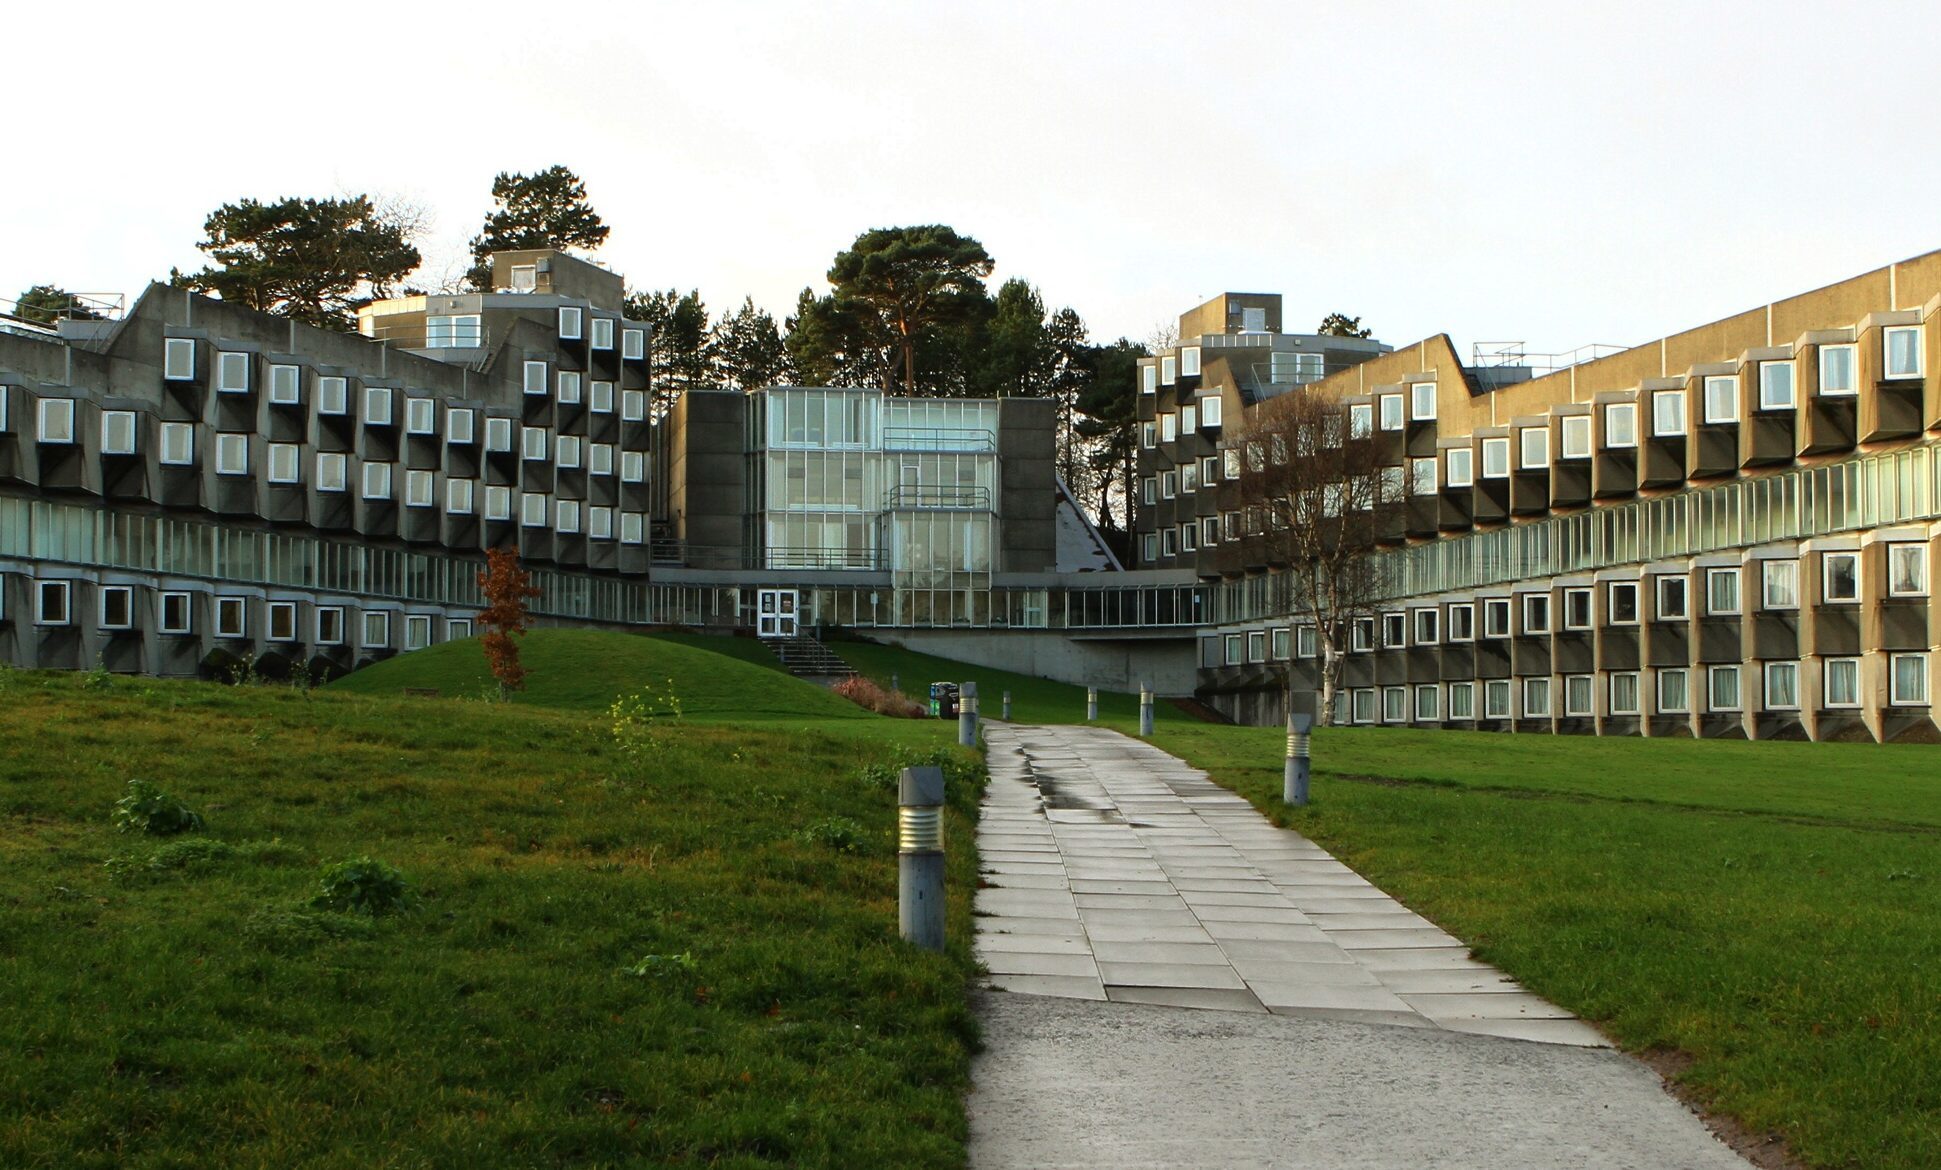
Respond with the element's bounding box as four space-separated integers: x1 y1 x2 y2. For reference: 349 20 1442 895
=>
766 636 856 679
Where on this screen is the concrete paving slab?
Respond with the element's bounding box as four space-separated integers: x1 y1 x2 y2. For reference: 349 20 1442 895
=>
1375 967 1526 994
974 932 1092 955
1213 938 1360 964
982 975 1106 1001
1081 922 1219 943
1089 940 1233 966
980 915 1095 936
1104 986 1267 1013
981 951 1102 978
1097 961 1247 990
1201 920 1333 942
1328 927 1467 950
1401 992 1579 1021
1227 958 1386 987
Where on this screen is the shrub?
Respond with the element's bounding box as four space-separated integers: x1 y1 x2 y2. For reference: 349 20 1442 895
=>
796 816 869 854
111 779 205 836
148 838 236 872
312 856 415 916
609 679 684 777
832 676 926 718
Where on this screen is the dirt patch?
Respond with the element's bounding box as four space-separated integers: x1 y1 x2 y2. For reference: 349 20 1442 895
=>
1638 1048 1806 1170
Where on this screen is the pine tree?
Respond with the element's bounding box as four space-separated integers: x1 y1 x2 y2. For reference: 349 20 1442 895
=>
467 166 609 290
172 195 421 331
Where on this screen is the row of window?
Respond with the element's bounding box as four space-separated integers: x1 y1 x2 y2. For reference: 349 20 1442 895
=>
1338 656 1930 723
1138 396 1226 447
163 434 648 483
1142 346 1326 392
164 318 645 386
18 579 468 650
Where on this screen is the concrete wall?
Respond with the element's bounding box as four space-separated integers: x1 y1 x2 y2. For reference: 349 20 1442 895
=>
864 628 1199 696
997 396 1057 571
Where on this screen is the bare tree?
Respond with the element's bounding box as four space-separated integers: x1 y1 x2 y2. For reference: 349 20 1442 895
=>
1232 389 1390 723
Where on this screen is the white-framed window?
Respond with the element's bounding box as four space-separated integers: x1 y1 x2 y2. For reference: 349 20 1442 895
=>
1652 389 1686 436
1564 674 1593 717
1409 382 1437 421
1482 436 1510 478
1604 402 1638 448
1382 686 1407 723
1352 688 1377 724
1413 607 1439 644
589 442 614 476
1379 393 1404 431
589 505 614 540
1703 375 1738 424
1410 456 1437 495
1179 523 1197 552
216 352 250 393
1181 404 1198 435
590 381 614 414
215 596 247 638
522 426 548 461
1657 576 1689 620
1818 344 1857 396
485 416 513 452
363 610 391 649
35 580 71 625
591 316 615 351
1223 634 1242 666
1141 533 1158 564
622 389 647 422
1160 355 1177 385
267 601 298 643
1349 402 1373 439
1449 681 1475 720
405 469 434 508
1180 345 1201 377
1267 626 1289 661
446 477 474 514
267 442 300 484
405 396 435 435
447 408 475 445
1821 551 1860 604
1383 611 1407 649
1447 603 1475 642
521 492 549 527
1608 581 1640 624
1140 422 1157 450
37 398 75 444
318 377 348 415
1765 662 1800 710
1181 461 1198 493
1759 360 1796 410
1141 364 1157 395
1161 528 1177 557
316 606 344 645
555 498 582 534
1708 664 1742 712
1140 477 1156 506
159 422 194 465
1563 586 1592 630
269 364 300 404
1761 559 1800 610
363 386 392 425
1414 683 1440 722
1522 592 1550 634
1484 679 1513 719
361 461 392 500
1823 657 1861 708
1201 395 1223 429
1888 543 1929 597
558 305 584 340
1352 616 1375 652
1657 668 1690 713
1201 516 1219 546
101 410 137 455
425 314 481 348
1706 567 1741 615
621 511 645 544
1523 677 1552 717
1161 412 1177 442
523 361 549 396
1296 624 1318 658
1161 470 1177 499
485 485 513 521
215 433 249 475
1560 415 1592 460
622 328 645 360
163 337 196 380
1482 598 1511 638
556 434 583 469
1891 653 1929 705
1884 325 1924 379
621 450 645 483
1246 630 1267 664
1445 446 1474 487
1609 672 1641 716
159 591 192 635
316 453 347 493
98 585 133 630
405 614 433 652
1519 426 1548 469
557 370 582 404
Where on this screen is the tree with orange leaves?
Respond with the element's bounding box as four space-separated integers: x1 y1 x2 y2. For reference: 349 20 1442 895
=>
477 547 540 695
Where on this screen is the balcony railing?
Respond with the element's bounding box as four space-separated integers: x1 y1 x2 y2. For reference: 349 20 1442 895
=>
887 484 991 509
883 426 995 452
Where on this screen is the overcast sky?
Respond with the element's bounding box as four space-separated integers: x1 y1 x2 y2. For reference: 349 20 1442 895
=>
7 0 1939 359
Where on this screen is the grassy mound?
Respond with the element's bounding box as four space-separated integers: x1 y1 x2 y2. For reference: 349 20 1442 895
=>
833 638 1178 726
0 668 981 1168
331 628 865 721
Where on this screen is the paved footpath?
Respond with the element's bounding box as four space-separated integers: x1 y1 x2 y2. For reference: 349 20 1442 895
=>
967 723 1750 1169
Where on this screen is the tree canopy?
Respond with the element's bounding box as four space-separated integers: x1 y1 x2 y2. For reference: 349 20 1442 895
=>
11 285 102 326
1318 312 1372 339
825 226 994 394
468 165 610 290
172 195 421 331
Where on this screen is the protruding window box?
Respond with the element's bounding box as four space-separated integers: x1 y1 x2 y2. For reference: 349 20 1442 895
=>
1552 631 1593 674
1741 410 1796 468
1591 448 1637 499
1695 618 1742 664
1472 640 1512 680
1689 419 1738 479
1800 347 1858 455
1810 606 1861 656
1599 626 1640 670
1640 431 1686 487
1437 644 1475 683
1645 619 1690 668
1751 612 1799 660
1879 599 1930 652
1510 638 1552 678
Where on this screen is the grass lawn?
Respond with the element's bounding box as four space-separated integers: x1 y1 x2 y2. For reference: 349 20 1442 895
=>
0 636 985 1169
1152 722 1941 1170
830 638 1184 727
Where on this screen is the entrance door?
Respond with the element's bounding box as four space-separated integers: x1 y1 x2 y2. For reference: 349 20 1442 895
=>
756 588 799 639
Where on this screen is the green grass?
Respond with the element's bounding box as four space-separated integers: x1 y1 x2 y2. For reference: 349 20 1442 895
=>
831 638 1183 726
1151 722 1941 1170
0 651 983 1169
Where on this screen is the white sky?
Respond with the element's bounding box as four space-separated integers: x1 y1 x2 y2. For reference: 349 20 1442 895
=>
6 0 1940 359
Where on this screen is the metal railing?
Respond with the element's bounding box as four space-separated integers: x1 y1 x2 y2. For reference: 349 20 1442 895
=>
1473 341 1630 374
648 539 883 571
883 426 995 452
887 484 991 509
0 290 124 333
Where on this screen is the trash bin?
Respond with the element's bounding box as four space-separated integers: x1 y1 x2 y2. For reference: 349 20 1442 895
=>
928 682 959 719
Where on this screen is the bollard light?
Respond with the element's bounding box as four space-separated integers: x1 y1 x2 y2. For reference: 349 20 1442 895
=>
898 764 946 951
1285 690 1317 806
958 681 978 746
1086 686 1098 722
1138 683 1154 737
891 671 900 694
1002 689 1012 721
